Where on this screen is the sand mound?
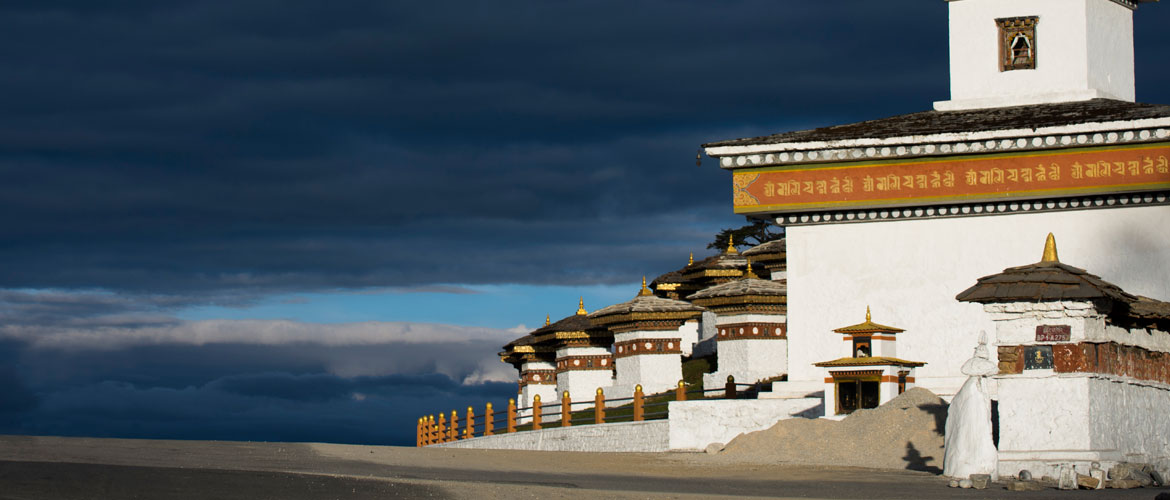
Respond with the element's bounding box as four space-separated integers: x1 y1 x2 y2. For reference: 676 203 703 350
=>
719 387 948 472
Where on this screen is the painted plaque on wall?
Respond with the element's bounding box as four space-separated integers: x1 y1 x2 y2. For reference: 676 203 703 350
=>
1035 325 1071 342
732 143 1170 215
1024 345 1054 370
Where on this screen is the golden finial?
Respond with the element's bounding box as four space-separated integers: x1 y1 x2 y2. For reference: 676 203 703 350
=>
545 314 551 326
866 306 872 322
696 149 702 167
1041 232 1059 263
744 258 758 279
596 388 604 396
637 276 653 296
726 235 739 254
688 252 694 266
576 297 587 315
562 390 569 399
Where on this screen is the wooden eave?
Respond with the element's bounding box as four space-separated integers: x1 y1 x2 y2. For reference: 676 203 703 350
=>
814 356 925 368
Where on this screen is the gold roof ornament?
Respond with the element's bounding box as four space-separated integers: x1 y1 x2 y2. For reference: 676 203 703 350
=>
725 235 739 255
576 297 587 316
688 252 694 266
638 276 654 297
1041 232 1059 263
743 258 759 279
545 314 551 326
832 306 905 335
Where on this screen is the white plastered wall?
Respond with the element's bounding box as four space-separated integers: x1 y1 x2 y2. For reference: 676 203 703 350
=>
555 346 614 403
935 0 1135 110
519 360 557 420
781 205 1170 398
703 313 789 388
611 327 685 399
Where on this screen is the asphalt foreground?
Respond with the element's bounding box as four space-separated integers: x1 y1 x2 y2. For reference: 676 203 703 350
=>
0 436 1166 500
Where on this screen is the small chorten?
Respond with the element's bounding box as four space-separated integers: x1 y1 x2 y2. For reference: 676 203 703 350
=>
814 308 924 415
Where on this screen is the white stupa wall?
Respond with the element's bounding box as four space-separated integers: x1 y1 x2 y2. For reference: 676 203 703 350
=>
555 346 614 403
611 329 685 398
518 360 558 419
679 319 699 357
989 300 1170 477
936 0 1136 110
779 205 1170 399
702 313 788 388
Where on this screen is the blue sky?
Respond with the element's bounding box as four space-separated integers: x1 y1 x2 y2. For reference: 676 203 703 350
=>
177 283 643 329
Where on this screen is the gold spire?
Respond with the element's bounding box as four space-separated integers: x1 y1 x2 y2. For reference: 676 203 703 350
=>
688 252 694 266
866 306 872 322
545 314 551 326
1041 232 1059 263
725 235 739 254
576 297 587 315
637 276 653 296
744 258 759 279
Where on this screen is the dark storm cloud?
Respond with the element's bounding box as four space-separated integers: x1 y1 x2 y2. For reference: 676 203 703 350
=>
0 318 520 445
0 1 1167 292
0 0 966 293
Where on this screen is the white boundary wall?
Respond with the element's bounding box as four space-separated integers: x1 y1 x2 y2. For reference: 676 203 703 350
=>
434 399 821 453
434 420 670 452
779 206 1170 399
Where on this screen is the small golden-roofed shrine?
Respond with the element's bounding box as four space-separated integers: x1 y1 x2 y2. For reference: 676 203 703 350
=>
814 307 924 415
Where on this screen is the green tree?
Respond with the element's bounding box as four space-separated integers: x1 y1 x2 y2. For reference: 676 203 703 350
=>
707 219 783 251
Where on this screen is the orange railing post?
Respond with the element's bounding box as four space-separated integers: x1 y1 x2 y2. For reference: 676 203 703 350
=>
418 417 424 447
725 375 737 399
484 402 494 436
449 410 458 442
506 398 516 433
594 388 605 424
465 406 475 439
532 394 543 430
561 391 571 428
676 380 686 401
429 415 437 445
437 413 447 443
633 384 644 422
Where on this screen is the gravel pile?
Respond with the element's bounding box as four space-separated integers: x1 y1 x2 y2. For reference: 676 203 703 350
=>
718 387 948 472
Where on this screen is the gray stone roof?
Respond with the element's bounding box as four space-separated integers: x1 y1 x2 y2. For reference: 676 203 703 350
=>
741 239 785 257
589 295 705 318
955 261 1135 304
704 99 1170 148
687 278 786 300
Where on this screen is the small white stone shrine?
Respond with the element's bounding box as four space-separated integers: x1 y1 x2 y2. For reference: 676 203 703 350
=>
957 234 1170 478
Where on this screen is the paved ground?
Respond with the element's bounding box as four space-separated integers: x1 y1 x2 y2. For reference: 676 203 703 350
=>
0 435 1166 499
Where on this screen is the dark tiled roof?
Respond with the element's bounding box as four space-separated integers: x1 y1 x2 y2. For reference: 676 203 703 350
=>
1128 296 1170 322
529 314 604 335
649 269 684 289
705 100 1170 148
955 261 1136 304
